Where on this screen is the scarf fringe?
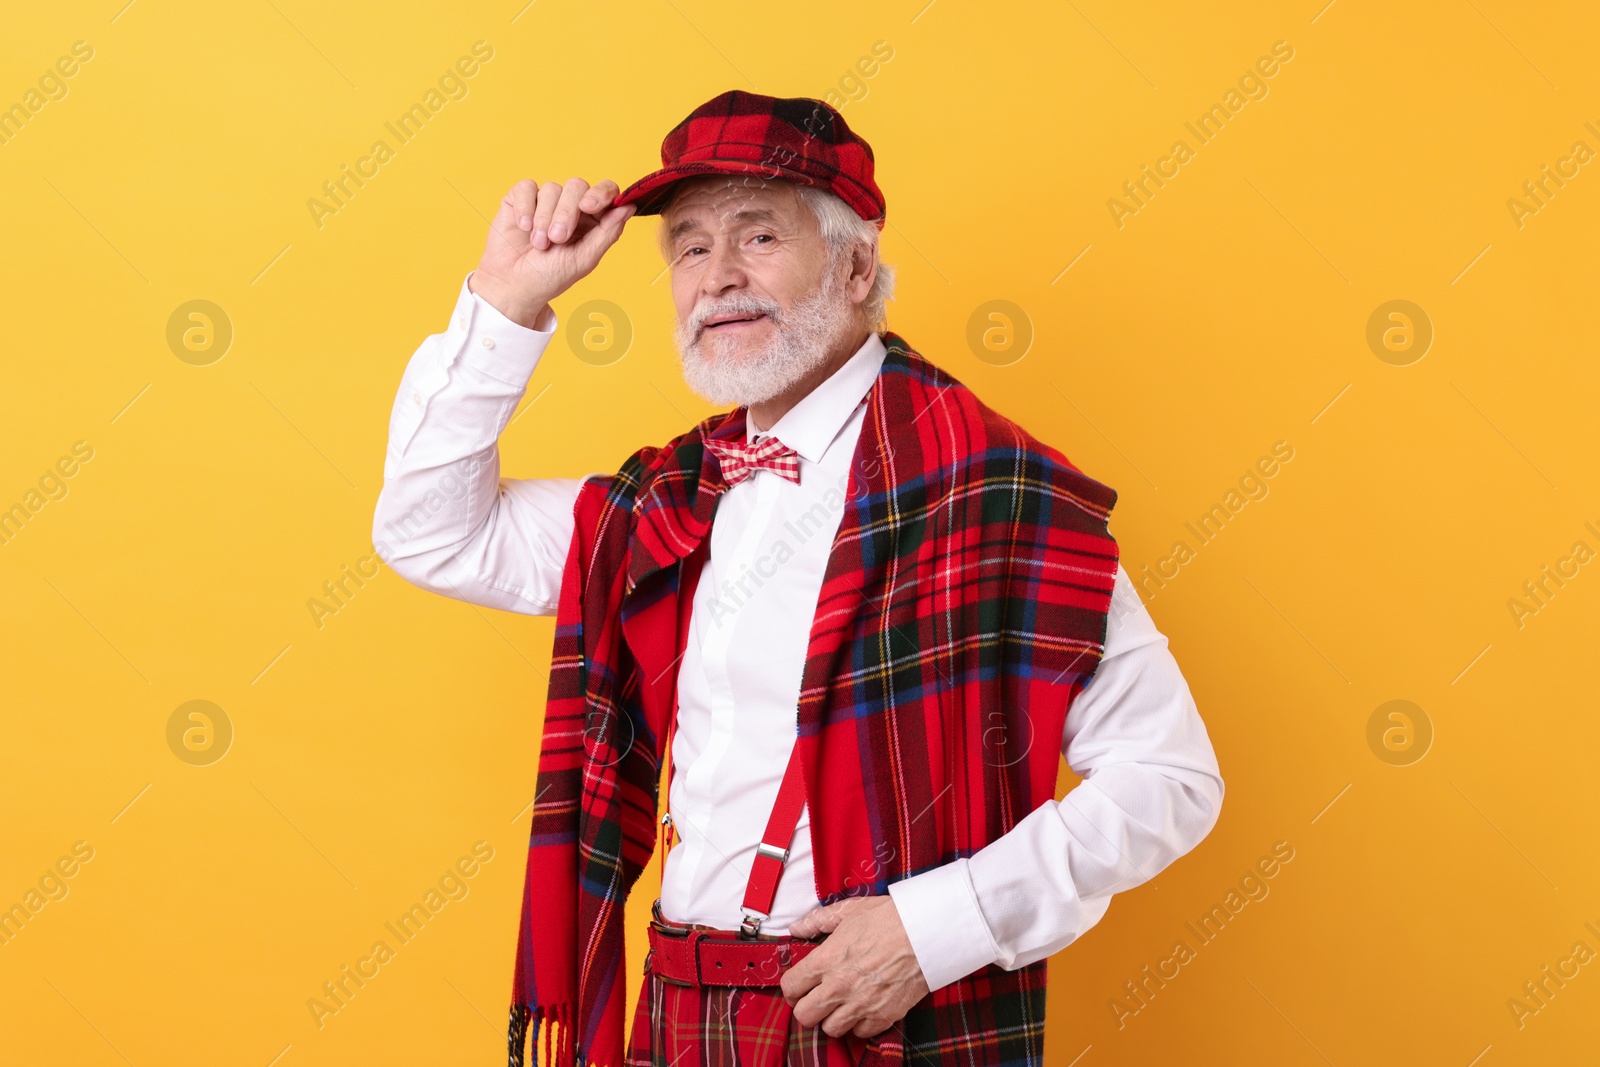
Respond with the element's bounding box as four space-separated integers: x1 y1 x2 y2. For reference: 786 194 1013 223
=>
509 1003 531 1067
509 1002 582 1067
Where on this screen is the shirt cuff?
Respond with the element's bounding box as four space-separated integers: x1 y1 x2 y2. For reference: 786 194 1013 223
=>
885 858 1001 991
455 270 559 385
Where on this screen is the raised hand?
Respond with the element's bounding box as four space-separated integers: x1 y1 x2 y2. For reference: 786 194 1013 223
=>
469 177 636 329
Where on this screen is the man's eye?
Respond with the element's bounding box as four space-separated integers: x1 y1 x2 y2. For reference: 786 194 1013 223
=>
752 234 774 244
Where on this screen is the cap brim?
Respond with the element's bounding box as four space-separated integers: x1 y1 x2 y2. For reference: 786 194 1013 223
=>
613 159 825 216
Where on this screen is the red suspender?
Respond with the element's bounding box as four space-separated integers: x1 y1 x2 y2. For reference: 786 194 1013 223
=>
739 744 807 937
658 536 810 940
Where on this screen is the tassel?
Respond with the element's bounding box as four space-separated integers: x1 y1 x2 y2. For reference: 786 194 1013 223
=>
509 1003 532 1067
507 1002 590 1067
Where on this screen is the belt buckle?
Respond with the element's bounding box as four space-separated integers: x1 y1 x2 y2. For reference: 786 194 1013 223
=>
650 899 691 938
649 900 703 987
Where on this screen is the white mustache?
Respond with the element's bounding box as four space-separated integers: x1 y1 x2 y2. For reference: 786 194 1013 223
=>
691 295 782 336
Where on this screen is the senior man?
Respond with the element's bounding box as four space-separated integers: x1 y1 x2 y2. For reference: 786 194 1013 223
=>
372 91 1224 1067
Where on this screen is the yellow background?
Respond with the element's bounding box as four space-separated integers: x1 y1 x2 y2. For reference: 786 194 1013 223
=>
3 1 1597 1064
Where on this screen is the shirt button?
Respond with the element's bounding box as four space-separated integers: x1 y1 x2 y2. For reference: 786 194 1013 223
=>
412 391 422 405
481 337 496 350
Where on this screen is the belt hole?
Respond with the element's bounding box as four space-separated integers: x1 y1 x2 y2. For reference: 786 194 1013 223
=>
715 961 722 968
746 961 754 968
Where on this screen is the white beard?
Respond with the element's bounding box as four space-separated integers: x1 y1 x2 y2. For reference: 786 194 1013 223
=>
674 261 858 408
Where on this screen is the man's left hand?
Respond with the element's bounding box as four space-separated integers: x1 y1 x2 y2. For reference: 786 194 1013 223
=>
780 896 930 1039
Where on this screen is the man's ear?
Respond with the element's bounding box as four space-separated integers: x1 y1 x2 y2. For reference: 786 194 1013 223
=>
847 240 877 306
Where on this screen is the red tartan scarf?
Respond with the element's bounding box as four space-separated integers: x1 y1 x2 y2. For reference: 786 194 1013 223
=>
508 333 1120 1067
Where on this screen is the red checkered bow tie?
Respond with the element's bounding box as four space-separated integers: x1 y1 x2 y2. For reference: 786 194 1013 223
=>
704 433 802 487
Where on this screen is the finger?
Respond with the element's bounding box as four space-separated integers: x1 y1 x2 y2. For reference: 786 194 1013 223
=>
851 1016 888 1039
789 901 849 938
821 1004 865 1040
787 906 826 938
796 985 857 1036
577 178 620 216
504 178 537 231
568 181 623 242
573 203 635 256
530 181 564 249
548 177 591 244
486 179 537 257
779 947 829 1003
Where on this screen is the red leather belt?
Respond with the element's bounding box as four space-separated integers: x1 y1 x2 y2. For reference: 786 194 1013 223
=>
646 920 821 988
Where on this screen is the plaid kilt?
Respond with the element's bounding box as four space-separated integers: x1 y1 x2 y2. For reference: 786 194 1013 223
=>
626 972 875 1067
624 945 1048 1067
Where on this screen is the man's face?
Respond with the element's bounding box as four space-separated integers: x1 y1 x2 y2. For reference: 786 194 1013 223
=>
664 176 861 408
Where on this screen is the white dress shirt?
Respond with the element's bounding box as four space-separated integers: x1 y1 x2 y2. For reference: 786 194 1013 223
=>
373 273 1225 992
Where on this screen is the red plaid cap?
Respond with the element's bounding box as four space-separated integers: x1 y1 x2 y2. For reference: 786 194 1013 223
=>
613 90 885 229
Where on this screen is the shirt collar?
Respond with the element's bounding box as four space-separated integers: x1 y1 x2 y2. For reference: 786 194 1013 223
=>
747 332 888 464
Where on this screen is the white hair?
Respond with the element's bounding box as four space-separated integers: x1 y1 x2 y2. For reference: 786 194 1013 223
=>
657 178 895 332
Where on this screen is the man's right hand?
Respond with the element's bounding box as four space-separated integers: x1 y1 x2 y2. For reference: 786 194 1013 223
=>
469 178 637 330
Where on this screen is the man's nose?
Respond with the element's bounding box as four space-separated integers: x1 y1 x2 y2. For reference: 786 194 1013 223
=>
699 240 748 297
